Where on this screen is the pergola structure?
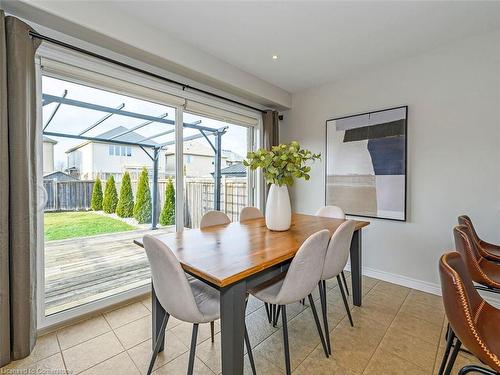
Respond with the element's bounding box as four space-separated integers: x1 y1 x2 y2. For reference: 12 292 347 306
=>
42 92 227 229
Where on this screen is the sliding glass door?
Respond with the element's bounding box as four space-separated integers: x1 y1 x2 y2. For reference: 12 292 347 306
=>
36 48 261 328
40 73 179 322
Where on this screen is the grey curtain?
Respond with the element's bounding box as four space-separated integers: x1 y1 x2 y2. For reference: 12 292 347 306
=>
262 110 280 204
262 110 279 151
0 11 41 367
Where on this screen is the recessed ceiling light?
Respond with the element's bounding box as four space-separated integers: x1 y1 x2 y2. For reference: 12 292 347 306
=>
272 55 279 60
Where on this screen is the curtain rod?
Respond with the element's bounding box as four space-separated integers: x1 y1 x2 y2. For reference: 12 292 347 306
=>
29 30 267 114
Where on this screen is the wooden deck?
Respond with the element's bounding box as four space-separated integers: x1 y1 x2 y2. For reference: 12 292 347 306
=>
44 227 174 316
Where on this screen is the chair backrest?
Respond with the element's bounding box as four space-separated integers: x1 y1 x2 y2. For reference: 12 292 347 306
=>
143 235 204 323
200 210 231 228
321 220 355 280
458 215 492 259
453 225 489 285
458 215 480 243
239 206 263 222
439 252 500 371
275 230 330 305
315 205 346 219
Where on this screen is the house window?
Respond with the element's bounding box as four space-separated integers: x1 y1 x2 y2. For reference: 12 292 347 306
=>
109 145 114 156
115 145 120 155
126 147 132 156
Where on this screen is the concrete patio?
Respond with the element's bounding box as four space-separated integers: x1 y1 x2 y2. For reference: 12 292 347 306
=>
44 227 175 316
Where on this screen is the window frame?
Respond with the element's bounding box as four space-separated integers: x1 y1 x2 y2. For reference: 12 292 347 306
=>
35 44 262 331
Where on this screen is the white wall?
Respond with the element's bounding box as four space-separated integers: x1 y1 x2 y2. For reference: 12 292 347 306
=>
281 30 500 292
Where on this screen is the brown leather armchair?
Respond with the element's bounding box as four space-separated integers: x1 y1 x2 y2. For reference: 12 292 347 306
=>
454 225 500 293
458 215 500 263
438 252 500 375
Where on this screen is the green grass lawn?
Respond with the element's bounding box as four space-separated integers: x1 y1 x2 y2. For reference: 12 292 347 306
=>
44 211 136 241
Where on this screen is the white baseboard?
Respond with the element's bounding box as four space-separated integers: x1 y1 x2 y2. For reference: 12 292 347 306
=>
346 264 500 307
360 265 442 296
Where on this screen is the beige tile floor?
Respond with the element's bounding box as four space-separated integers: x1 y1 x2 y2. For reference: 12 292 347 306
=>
1 274 490 374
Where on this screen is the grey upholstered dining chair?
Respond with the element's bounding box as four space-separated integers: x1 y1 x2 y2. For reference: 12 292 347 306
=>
249 230 331 375
143 235 256 375
319 220 356 355
315 206 351 297
200 210 231 228
239 206 264 221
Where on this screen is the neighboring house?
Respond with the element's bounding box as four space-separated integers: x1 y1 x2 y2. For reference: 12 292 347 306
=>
223 149 245 166
164 141 229 178
43 136 57 175
65 126 166 181
43 171 78 182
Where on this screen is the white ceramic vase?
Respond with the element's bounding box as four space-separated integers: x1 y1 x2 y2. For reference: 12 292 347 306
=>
265 184 292 231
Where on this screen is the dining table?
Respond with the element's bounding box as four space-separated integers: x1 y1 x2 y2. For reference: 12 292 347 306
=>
134 213 369 375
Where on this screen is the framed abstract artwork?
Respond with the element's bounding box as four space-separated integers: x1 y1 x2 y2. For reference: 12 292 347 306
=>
325 106 407 221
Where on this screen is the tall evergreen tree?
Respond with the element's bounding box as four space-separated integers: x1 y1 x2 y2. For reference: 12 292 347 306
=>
133 168 152 223
116 172 134 217
102 175 118 213
159 178 175 226
90 177 103 211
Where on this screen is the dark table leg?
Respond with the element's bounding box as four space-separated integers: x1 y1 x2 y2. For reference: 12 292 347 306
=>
350 229 363 306
151 282 167 352
220 281 247 375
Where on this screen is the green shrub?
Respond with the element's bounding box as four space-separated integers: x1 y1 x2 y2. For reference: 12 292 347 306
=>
90 177 103 211
116 172 134 218
159 178 175 226
102 175 118 213
133 168 152 224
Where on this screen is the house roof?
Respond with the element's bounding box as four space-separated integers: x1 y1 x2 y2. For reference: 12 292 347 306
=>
213 163 247 177
43 171 78 181
65 126 158 153
43 136 58 144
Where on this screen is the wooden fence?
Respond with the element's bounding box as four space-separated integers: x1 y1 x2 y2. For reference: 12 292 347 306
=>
43 177 248 228
44 180 94 212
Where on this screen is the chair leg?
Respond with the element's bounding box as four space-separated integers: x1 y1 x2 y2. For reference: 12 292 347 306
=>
341 271 350 296
244 326 257 375
318 280 331 355
210 321 215 343
272 304 276 325
187 324 199 375
438 325 455 375
458 365 499 375
147 313 169 375
308 294 329 358
337 275 354 327
273 305 281 327
264 303 272 324
444 336 462 375
281 305 292 375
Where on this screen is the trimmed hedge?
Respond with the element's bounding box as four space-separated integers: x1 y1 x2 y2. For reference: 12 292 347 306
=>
103 175 118 213
90 177 103 211
133 168 152 224
116 172 134 218
159 177 175 226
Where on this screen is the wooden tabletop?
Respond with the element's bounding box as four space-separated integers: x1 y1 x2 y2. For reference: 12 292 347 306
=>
135 213 369 287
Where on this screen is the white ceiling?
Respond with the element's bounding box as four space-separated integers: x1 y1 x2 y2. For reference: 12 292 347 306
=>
114 1 500 93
